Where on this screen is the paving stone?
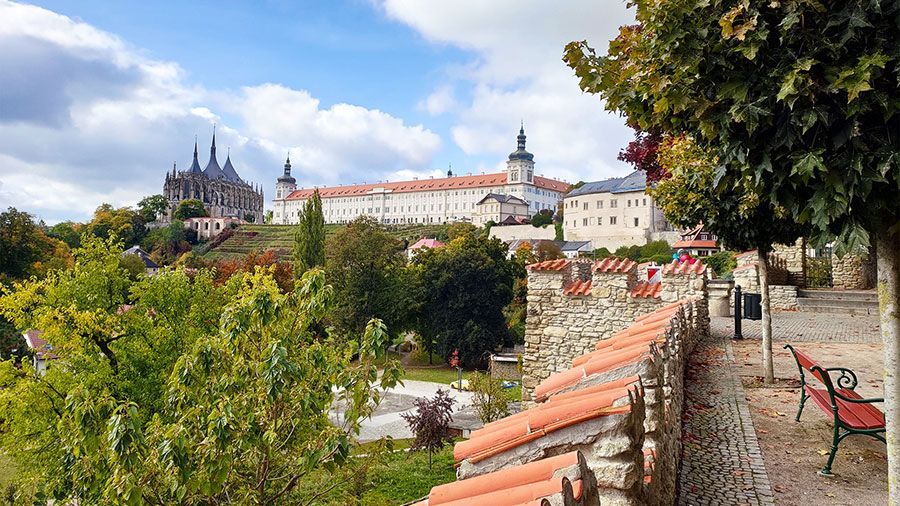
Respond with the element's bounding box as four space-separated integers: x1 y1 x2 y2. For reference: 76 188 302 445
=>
677 328 775 506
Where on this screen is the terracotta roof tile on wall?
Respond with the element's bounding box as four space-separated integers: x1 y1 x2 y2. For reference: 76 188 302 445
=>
563 279 592 296
528 259 570 271
592 257 636 273
630 281 662 298
425 452 585 506
661 259 706 275
454 381 640 464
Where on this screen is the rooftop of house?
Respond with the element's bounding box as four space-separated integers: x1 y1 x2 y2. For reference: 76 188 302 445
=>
477 193 529 206
409 238 445 250
564 170 647 198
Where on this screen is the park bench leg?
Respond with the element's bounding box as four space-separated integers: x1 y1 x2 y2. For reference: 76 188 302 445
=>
795 389 808 422
819 428 851 477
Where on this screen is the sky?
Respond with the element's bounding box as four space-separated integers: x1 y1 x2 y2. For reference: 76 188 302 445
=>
0 0 637 223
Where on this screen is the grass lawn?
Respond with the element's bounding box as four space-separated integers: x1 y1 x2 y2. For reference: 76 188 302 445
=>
295 441 456 505
401 366 522 402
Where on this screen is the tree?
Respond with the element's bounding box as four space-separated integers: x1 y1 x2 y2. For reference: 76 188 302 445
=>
0 208 71 282
325 217 411 340
413 231 515 368
142 220 192 265
173 199 207 220
86 203 147 246
469 372 510 424
401 389 455 468
0 236 401 503
535 241 564 262
531 209 553 227
562 1 900 391
137 194 168 223
47 221 82 249
293 190 325 277
212 250 294 293
619 127 667 183
593 247 612 259
649 137 803 383
0 208 48 280
264 210 274 224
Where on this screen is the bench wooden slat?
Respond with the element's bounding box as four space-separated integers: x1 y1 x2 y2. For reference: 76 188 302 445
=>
805 386 885 430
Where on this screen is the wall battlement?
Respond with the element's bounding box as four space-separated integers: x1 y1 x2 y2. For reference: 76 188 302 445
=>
522 257 709 402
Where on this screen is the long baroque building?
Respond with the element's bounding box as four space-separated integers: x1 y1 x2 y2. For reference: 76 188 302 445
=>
164 133 265 223
272 127 569 225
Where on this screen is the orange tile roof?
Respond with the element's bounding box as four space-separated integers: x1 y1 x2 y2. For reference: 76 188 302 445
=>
672 239 718 249
528 258 570 271
284 172 569 200
427 452 582 505
630 281 662 298
661 259 706 275
593 257 636 273
454 381 640 464
562 279 592 296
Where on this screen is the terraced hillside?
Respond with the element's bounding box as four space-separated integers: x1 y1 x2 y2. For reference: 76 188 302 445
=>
201 223 453 261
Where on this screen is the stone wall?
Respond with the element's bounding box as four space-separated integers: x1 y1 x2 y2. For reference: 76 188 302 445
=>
522 257 708 403
489 355 522 380
768 285 799 310
832 247 877 289
454 301 705 505
771 238 807 287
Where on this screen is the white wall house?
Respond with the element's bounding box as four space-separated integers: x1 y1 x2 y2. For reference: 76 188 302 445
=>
563 171 678 250
272 127 569 225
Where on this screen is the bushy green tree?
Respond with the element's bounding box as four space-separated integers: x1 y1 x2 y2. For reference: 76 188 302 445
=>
0 208 71 282
413 230 514 368
142 220 191 265
47 221 82 249
137 194 168 223
293 190 326 276
173 199 207 220
469 372 510 423
593 247 612 259
530 209 553 227
86 203 147 246
325 216 412 340
0 237 401 503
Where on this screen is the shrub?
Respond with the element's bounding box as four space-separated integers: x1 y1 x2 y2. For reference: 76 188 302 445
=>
704 250 738 278
807 257 832 288
401 389 455 468
531 210 553 227
593 247 612 259
469 372 510 424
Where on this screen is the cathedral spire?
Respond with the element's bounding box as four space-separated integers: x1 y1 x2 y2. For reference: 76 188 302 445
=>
517 121 527 150
203 127 224 179
187 135 203 173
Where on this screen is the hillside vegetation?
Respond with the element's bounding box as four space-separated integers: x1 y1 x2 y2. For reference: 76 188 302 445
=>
202 223 453 261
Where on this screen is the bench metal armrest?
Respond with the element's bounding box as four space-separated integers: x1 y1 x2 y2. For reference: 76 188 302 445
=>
825 367 858 390
832 390 883 404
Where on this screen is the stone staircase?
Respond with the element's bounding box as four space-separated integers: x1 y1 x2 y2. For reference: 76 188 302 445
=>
796 289 878 315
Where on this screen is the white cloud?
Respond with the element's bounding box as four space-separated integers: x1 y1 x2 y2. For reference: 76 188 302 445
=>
418 85 458 116
0 0 441 223
379 0 637 183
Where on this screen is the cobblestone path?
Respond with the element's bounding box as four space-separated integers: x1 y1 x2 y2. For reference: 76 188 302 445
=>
677 332 774 505
710 312 881 344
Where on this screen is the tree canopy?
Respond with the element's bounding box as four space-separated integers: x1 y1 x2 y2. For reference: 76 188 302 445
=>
173 199 207 221
137 194 168 223
412 229 515 368
0 238 401 504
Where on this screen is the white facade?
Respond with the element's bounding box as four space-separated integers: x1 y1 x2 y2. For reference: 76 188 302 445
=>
563 171 676 250
272 128 568 225
473 194 529 227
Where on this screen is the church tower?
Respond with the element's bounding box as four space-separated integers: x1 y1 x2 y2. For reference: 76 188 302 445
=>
275 153 297 200
506 123 534 184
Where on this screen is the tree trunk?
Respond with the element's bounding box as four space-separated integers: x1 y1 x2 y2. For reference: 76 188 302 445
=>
758 249 775 384
877 231 900 504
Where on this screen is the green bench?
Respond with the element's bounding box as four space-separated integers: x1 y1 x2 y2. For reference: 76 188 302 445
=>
784 344 885 476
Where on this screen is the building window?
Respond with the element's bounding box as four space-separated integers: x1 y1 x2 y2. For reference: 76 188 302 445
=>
643 198 647 206
597 200 603 209
583 218 588 226
634 217 639 227
597 217 602 226
583 202 588 210
610 216 617 225
610 199 617 208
